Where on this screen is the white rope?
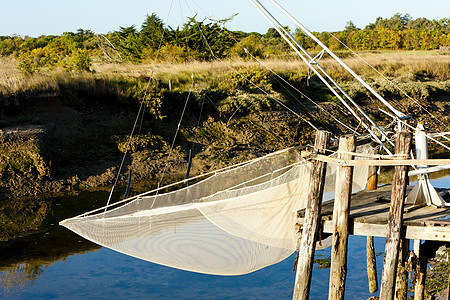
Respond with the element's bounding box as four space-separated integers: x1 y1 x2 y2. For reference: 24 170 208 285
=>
248 0 394 155
284 0 450 133
185 0 368 138
330 35 450 133
77 145 308 217
379 108 450 152
103 0 175 213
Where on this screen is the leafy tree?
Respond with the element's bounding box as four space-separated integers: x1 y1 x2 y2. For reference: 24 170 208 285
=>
140 13 165 50
71 48 92 71
110 25 143 61
345 21 359 32
229 34 264 58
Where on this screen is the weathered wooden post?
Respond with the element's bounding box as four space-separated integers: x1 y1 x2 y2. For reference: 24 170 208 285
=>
328 134 355 300
379 131 412 300
293 130 331 300
367 142 379 294
367 236 379 294
394 239 410 300
413 240 428 300
367 142 379 190
169 79 172 91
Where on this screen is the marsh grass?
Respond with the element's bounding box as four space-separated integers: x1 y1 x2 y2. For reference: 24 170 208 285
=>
1 51 448 112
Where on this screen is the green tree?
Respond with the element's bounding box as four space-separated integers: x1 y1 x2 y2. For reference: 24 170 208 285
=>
71 48 92 71
140 13 165 50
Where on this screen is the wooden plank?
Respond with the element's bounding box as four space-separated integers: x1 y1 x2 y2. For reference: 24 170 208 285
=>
293 130 331 300
313 154 450 167
298 219 450 242
328 135 355 300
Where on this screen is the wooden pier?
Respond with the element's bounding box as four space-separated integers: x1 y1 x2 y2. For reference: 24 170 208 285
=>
292 130 450 300
297 185 450 243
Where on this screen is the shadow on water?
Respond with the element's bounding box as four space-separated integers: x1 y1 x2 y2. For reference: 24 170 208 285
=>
0 190 118 293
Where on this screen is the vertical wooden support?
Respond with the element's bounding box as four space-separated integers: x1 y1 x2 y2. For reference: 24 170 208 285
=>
413 240 428 300
366 143 379 294
168 79 172 91
328 135 356 300
293 130 331 300
394 239 410 300
367 142 379 190
379 131 412 300
367 236 379 294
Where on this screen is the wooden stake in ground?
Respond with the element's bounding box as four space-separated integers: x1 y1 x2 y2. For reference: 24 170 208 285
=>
328 135 356 300
379 131 412 300
293 130 330 300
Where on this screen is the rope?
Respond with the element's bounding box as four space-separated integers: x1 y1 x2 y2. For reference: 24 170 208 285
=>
103 0 175 213
184 0 358 137
77 145 309 218
285 0 450 133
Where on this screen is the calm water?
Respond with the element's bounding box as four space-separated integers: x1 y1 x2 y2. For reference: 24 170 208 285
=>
1 176 449 300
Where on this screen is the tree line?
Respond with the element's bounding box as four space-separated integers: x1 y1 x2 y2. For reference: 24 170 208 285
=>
0 13 449 74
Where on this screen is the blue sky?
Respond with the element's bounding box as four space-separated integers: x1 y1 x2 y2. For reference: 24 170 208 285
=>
0 0 449 37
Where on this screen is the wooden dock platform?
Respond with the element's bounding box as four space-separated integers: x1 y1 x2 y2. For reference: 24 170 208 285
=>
297 184 450 242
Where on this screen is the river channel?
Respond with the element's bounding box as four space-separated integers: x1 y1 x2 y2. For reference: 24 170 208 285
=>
1 176 449 299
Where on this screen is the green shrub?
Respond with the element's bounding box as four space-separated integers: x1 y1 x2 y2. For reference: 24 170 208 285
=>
218 67 272 91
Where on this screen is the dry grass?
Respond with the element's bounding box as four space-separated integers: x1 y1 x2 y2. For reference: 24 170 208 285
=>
1 50 448 99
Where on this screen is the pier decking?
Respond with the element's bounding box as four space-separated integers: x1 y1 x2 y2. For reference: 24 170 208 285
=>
297 185 450 242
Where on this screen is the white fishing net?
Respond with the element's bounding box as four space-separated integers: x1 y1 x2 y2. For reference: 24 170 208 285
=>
60 147 369 275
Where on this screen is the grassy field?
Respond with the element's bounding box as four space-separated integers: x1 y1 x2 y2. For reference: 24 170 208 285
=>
1 50 449 99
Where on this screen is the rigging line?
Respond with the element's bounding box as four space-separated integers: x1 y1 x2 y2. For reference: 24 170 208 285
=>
157 75 194 190
246 54 360 135
258 0 395 151
379 108 450 152
103 75 151 213
182 1 312 127
323 30 450 133
78 145 309 218
103 1 175 213
249 0 394 154
285 0 450 135
252 0 376 131
271 0 404 120
187 0 359 135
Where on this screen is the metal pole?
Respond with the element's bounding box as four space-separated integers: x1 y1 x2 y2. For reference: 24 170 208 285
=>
248 0 392 154
269 0 405 119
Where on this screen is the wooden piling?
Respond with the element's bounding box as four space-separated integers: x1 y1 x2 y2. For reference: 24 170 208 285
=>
366 143 379 294
394 239 410 300
328 135 356 300
367 236 379 294
293 130 331 300
367 143 378 190
413 240 428 300
379 131 412 300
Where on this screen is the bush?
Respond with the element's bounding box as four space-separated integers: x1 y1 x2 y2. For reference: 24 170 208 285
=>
64 49 92 72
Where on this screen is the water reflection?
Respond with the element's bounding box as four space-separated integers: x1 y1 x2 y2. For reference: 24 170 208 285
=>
0 174 448 298
0 191 109 293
